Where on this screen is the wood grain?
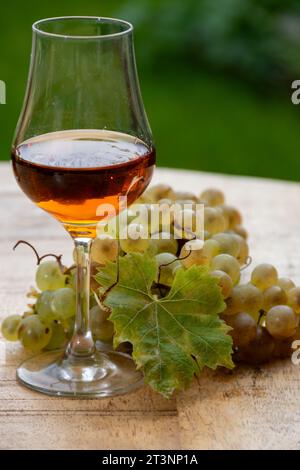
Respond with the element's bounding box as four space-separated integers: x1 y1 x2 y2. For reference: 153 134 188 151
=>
0 162 299 450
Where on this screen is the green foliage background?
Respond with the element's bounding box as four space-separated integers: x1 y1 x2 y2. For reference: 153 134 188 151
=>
1 0 300 180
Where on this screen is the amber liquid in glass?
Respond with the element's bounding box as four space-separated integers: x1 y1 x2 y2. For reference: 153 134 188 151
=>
12 130 155 236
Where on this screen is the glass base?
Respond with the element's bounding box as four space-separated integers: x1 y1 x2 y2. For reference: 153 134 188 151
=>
16 349 143 397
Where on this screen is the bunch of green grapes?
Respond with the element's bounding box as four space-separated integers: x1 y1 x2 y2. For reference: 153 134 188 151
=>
1 255 114 352
2 225 125 351
222 263 300 363
120 185 249 292
1 259 76 351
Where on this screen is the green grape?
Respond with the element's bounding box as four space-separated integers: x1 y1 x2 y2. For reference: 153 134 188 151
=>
204 230 211 240
224 312 257 347
214 207 229 231
90 305 114 342
175 199 197 208
36 260 66 291
51 288 76 320
210 270 233 299
155 252 180 286
219 205 242 229
22 310 35 319
157 198 173 206
96 320 114 342
66 267 76 290
62 317 75 339
212 233 240 257
143 184 175 203
1 315 22 341
233 234 249 265
35 290 56 322
90 236 118 265
287 287 300 314
172 263 183 277
180 241 206 268
202 239 220 258
120 223 150 253
238 326 275 364
224 283 263 316
251 263 278 291
173 208 202 240
90 305 110 339
199 188 225 206
146 239 159 256
210 254 240 284
263 286 287 312
149 232 178 255
45 321 67 350
233 225 248 240
204 207 226 234
266 305 298 338
18 316 52 352
277 277 295 293
90 262 102 292
180 239 219 268
174 190 198 202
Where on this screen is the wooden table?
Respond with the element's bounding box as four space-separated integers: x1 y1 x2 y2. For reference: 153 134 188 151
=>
0 162 300 450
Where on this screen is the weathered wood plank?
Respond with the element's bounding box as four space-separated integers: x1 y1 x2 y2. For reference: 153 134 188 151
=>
177 362 300 450
0 415 180 450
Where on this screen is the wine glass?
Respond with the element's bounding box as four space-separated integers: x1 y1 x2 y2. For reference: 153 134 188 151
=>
11 16 155 397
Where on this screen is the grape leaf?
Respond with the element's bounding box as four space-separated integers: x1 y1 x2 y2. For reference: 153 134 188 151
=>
96 253 234 397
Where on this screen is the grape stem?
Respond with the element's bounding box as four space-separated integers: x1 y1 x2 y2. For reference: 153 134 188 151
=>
63 264 76 275
13 240 63 268
26 287 39 298
173 223 197 240
157 248 191 285
257 309 265 325
240 256 252 271
93 290 111 314
99 239 121 309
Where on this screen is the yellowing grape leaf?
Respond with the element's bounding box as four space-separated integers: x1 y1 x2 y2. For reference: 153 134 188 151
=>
96 253 233 397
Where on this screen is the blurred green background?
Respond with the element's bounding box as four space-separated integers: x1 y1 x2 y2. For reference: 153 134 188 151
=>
1 0 300 180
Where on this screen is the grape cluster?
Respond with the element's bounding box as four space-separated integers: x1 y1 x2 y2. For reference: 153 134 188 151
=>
117 185 249 292
1 258 113 352
1 183 299 366
224 264 300 363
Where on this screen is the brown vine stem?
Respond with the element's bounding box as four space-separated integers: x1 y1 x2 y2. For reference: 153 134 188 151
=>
13 240 63 268
257 309 265 326
240 256 252 271
99 239 121 308
157 247 192 284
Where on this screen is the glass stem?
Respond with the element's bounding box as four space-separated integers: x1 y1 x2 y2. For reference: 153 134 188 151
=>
67 237 94 358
